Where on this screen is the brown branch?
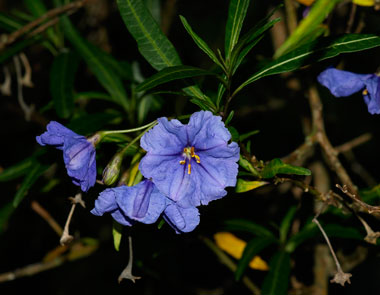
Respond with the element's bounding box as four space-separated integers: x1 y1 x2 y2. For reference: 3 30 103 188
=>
31 201 63 237
308 85 360 199
118 236 141 283
60 193 85 246
335 133 372 154
284 0 298 34
0 0 90 51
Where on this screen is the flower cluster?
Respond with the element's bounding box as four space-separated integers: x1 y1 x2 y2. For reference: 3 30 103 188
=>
37 111 240 233
317 67 380 115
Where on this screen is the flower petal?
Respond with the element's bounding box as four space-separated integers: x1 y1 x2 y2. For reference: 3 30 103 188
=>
140 117 187 154
163 202 200 233
363 75 380 114
187 111 232 150
116 181 167 224
317 68 370 97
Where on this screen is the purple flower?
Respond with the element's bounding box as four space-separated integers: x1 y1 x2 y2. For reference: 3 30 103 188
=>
317 68 380 114
91 180 166 226
91 180 200 233
139 111 240 208
36 121 96 192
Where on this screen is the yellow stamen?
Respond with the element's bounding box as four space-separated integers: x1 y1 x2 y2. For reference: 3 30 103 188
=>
180 160 186 165
363 89 369 95
188 163 191 174
194 154 200 163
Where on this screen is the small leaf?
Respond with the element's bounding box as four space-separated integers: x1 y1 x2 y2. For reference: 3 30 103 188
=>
13 163 49 208
224 110 234 126
224 0 251 59
113 221 123 251
50 51 78 118
234 34 380 96
261 158 311 179
324 224 363 240
235 237 274 280
0 157 36 182
0 202 14 235
0 12 23 32
136 65 217 92
239 130 259 141
279 206 297 244
238 155 259 176
274 0 341 58
261 251 291 295
180 15 225 70
214 232 269 271
353 0 374 6
228 126 239 142
236 179 268 193
224 219 277 239
285 220 318 253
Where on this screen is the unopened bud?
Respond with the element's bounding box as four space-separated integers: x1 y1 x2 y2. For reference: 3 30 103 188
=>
102 153 123 186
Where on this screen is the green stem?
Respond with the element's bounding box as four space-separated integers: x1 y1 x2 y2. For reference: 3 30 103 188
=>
101 121 157 137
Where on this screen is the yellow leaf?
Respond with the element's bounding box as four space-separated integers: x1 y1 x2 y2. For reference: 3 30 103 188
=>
294 0 316 6
235 179 268 193
214 232 269 271
353 0 374 6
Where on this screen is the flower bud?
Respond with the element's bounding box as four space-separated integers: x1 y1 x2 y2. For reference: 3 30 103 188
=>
102 153 123 186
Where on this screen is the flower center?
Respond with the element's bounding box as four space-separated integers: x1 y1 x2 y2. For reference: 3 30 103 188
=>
362 89 368 95
179 146 200 174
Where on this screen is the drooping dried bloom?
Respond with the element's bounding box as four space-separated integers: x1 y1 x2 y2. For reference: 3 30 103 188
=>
318 68 380 114
36 121 96 192
139 111 240 208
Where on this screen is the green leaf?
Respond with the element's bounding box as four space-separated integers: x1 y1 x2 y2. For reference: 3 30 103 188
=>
239 130 259 141
135 65 217 92
50 51 78 118
60 17 130 111
0 157 36 182
0 12 23 32
285 220 318 253
235 237 274 281
112 221 123 251
238 155 259 177
274 0 341 58
0 202 15 235
361 184 380 204
180 15 225 70
279 206 297 244
261 158 311 179
235 179 268 193
224 110 234 125
234 34 380 96
228 126 239 142
13 163 48 208
117 0 181 71
0 37 39 64
261 251 291 295
225 0 251 60
224 219 277 239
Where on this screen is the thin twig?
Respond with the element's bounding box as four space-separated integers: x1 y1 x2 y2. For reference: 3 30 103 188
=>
13 55 34 121
284 0 298 34
335 133 372 154
345 3 357 33
312 217 352 286
355 214 380 245
0 0 89 50
60 193 85 246
31 201 63 237
118 236 141 283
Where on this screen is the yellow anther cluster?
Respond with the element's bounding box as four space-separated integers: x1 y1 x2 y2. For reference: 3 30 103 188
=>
180 146 201 174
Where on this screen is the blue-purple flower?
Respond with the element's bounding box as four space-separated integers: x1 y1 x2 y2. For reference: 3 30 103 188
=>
317 68 380 114
139 111 240 208
91 180 200 233
36 121 97 192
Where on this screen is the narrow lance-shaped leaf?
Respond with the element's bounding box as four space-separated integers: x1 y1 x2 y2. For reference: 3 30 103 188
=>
117 0 181 70
224 219 277 239
225 0 251 60
50 51 78 119
13 163 49 208
60 17 130 111
235 179 268 193
0 202 14 235
116 0 212 107
234 34 380 96
136 65 218 92
0 157 36 182
180 15 225 71
279 206 297 244
261 251 291 295
235 236 274 281
261 158 311 178
274 0 342 58
113 221 123 251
